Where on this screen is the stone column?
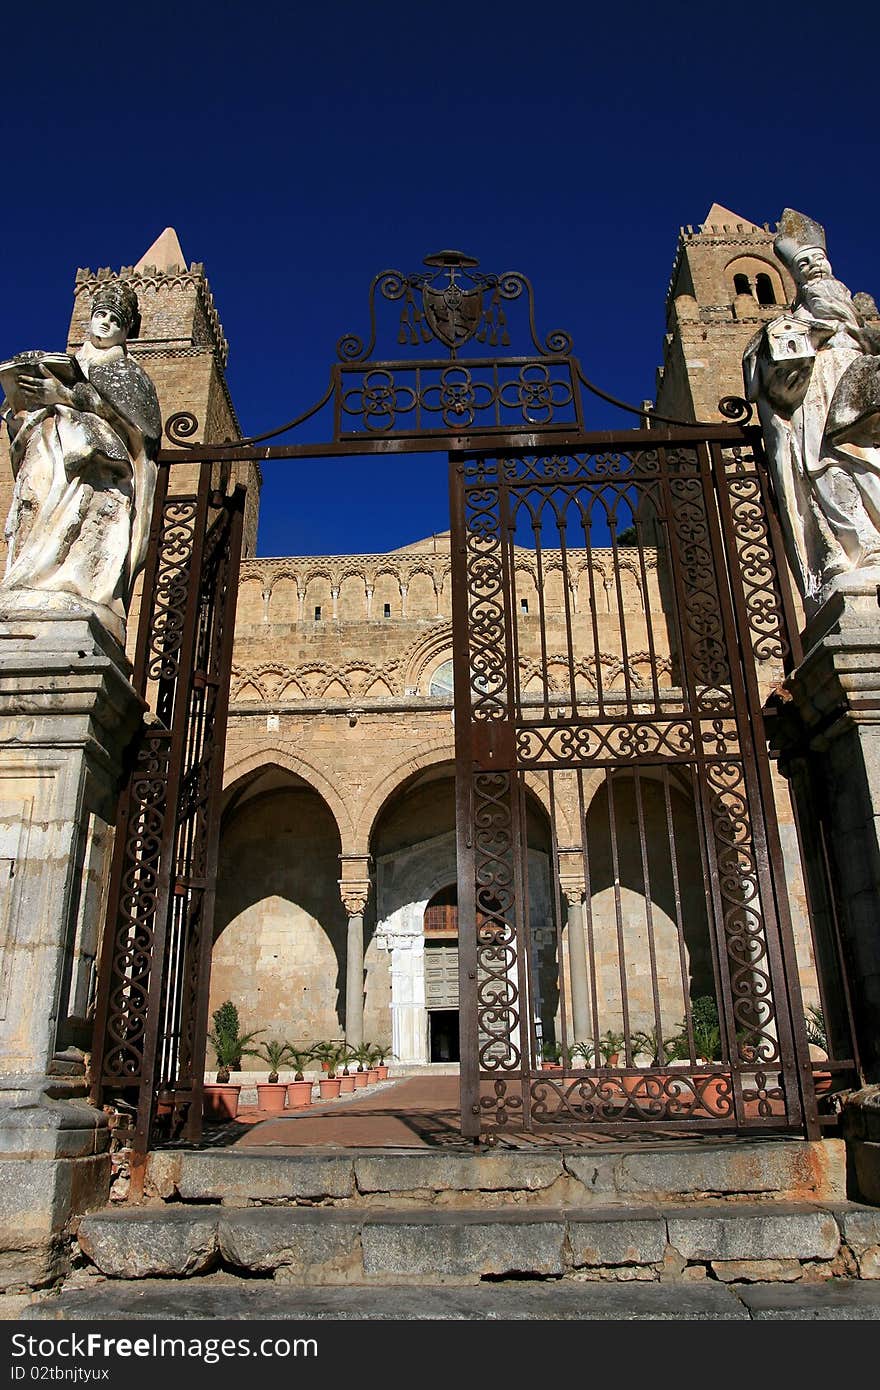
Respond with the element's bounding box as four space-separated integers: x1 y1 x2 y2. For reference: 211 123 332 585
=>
339 857 371 1050
560 874 591 1044
770 581 880 1082
0 612 143 1285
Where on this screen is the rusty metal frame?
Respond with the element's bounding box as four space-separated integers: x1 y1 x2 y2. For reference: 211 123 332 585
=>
450 430 821 1140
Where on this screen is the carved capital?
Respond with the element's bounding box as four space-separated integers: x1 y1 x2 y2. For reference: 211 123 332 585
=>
559 874 585 907
339 880 370 917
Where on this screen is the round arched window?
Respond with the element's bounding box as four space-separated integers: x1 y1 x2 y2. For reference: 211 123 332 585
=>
429 658 454 697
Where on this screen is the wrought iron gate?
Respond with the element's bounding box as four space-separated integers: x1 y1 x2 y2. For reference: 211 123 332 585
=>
91 463 244 1152
87 248 838 1153
450 430 819 1138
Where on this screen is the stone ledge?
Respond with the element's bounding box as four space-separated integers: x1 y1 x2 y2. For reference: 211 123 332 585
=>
74 1200 869 1285
151 1139 847 1208
665 1203 840 1262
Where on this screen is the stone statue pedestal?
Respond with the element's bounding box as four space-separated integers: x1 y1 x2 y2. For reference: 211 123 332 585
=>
0 610 142 1287
771 577 880 1084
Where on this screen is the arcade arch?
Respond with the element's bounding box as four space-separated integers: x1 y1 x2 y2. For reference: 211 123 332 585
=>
368 763 555 1065
211 765 347 1057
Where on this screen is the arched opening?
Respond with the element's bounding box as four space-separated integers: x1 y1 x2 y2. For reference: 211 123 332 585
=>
211 766 346 1064
727 255 785 311
580 769 714 1055
755 272 776 306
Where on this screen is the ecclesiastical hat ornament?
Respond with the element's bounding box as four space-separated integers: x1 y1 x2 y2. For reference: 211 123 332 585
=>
91 280 140 334
774 208 827 268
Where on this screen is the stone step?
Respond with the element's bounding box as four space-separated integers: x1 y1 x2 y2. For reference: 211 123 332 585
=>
146 1138 847 1209
73 1200 880 1285
17 1275 880 1321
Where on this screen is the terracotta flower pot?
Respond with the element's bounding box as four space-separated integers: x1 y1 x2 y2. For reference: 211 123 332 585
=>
255 1082 287 1113
318 1077 342 1100
376 1065 389 1081
286 1079 313 1108
203 1083 241 1121
366 1068 380 1085
541 1061 562 1071
354 1070 369 1088
339 1073 356 1093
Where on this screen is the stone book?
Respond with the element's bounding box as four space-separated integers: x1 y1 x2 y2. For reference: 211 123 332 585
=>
0 351 84 413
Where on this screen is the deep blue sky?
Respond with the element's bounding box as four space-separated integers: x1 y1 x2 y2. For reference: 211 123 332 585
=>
2 2 877 556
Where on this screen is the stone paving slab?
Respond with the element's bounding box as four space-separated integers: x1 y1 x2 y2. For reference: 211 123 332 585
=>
16 1277 752 1320
665 1203 840 1262
15 1277 880 1320
736 1281 880 1319
149 1150 357 1202
353 1151 565 1194
76 1207 219 1280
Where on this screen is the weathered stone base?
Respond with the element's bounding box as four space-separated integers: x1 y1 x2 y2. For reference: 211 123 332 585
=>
0 1081 112 1288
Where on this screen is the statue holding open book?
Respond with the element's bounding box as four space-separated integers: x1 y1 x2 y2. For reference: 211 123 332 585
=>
0 281 161 645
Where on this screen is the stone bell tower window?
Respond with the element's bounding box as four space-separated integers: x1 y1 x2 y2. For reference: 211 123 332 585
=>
733 273 751 297
755 272 776 306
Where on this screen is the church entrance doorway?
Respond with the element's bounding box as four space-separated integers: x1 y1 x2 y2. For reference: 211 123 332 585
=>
429 1010 460 1064
90 250 853 1152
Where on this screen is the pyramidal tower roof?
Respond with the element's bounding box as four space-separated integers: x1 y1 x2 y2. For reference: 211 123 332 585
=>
133 227 187 273
700 204 762 233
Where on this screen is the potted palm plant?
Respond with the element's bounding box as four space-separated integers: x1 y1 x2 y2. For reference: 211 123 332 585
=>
366 1044 381 1085
372 1043 393 1081
338 1043 356 1093
204 1001 263 1121
256 1040 291 1112
285 1045 315 1108
686 997 729 1117
541 1040 562 1070
598 1030 626 1067
351 1041 373 1087
317 1044 343 1100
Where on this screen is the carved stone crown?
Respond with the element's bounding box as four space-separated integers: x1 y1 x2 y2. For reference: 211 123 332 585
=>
91 280 140 334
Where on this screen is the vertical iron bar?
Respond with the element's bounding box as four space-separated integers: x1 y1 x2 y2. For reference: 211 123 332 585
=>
605 768 633 1060
577 768 602 1069
633 767 664 1061
450 451 480 1139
